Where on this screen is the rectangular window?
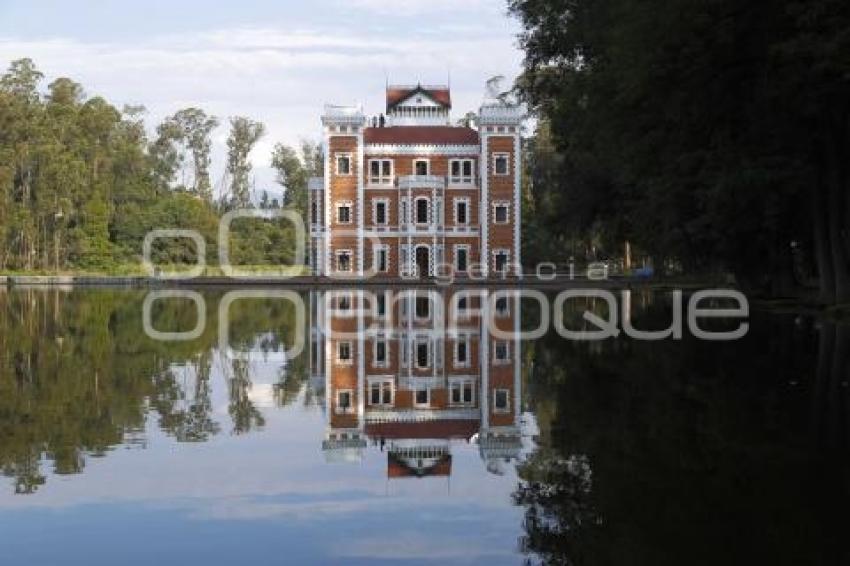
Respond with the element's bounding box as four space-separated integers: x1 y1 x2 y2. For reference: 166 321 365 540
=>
311 201 318 225
450 380 475 406
494 340 510 363
336 250 352 272
416 198 429 224
374 339 387 366
336 389 354 413
374 245 389 273
400 198 409 224
494 389 510 412
455 338 469 367
493 153 509 175
337 293 351 311
414 388 430 407
375 200 388 225
415 296 430 319
369 159 392 184
416 341 429 369
495 296 509 316
455 246 468 273
494 250 509 273
336 154 352 175
337 202 352 224
450 159 475 184
455 199 469 225
375 292 386 317
337 341 352 363
493 202 509 224
414 159 429 176
369 380 393 406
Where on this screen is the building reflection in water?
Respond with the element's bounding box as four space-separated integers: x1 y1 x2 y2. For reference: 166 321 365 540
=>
309 288 523 479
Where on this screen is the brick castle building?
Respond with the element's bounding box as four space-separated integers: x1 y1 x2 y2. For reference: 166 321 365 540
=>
308 83 524 278
310 288 524 477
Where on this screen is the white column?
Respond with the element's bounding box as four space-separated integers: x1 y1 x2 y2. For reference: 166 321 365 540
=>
480 133 489 278
356 129 365 277
513 132 522 277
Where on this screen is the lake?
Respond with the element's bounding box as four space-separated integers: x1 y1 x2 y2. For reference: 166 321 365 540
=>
0 287 847 565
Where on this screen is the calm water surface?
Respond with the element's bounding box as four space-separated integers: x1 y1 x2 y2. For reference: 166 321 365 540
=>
0 288 847 565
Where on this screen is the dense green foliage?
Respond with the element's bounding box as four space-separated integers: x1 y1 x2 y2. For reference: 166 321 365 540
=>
0 58 311 272
517 296 849 565
0 288 309 494
510 0 850 302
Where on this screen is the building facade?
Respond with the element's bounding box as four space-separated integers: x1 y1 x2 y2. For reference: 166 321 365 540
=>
309 84 523 278
310 288 524 477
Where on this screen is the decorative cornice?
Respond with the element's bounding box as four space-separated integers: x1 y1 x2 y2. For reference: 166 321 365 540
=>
365 144 479 156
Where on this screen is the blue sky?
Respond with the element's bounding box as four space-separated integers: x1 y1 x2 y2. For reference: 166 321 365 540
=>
0 0 523 197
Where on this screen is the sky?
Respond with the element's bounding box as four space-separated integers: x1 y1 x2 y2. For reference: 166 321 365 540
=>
0 0 524 198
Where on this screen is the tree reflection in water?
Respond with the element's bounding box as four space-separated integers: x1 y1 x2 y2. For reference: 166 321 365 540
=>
515 292 850 565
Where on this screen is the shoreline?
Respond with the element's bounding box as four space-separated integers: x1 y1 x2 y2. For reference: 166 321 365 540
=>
0 273 671 289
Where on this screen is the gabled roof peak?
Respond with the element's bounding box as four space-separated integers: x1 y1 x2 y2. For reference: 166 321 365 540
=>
386 84 451 112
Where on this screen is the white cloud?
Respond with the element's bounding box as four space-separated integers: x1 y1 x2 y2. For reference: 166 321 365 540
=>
0 21 522 196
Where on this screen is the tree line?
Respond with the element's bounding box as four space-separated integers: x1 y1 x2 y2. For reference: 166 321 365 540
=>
0 58 321 273
510 0 850 304
0 288 310 494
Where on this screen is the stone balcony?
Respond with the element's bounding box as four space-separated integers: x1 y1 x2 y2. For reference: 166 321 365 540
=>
397 174 445 191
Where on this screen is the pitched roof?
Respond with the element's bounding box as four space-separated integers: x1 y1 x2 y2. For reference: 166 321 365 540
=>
364 126 479 146
366 419 479 439
388 453 452 478
386 85 451 111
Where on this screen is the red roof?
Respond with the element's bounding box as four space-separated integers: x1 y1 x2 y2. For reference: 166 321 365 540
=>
364 126 479 146
388 454 452 478
386 85 451 110
366 419 479 439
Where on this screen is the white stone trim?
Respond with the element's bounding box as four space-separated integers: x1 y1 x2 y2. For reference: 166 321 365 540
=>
371 340 391 369
493 340 511 365
514 133 522 276
336 200 354 224
335 152 353 176
365 144 479 156
453 197 471 226
492 200 510 224
356 130 364 276
492 152 510 176
335 388 355 414
362 229 479 238
411 157 431 176
453 335 471 368
492 248 510 273
414 338 431 370
453 243 471 273
448 377 476 406
480 133 489 277
372 197 390 226
413 385 431 408
493 388 511 413
372 243 390 273
367 158 394 185
335 248 353 273
414 196 431 225
448 158 476 185
336 341 353 365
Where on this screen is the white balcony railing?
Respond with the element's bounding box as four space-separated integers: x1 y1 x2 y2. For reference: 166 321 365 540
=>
397 175 445 190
